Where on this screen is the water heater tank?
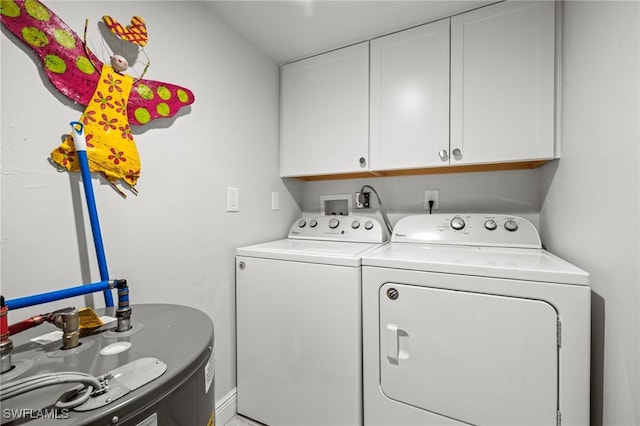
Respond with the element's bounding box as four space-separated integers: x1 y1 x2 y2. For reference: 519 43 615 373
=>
1 304 215 426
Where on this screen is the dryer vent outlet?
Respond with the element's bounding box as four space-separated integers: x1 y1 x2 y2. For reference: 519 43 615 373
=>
355 192 370 209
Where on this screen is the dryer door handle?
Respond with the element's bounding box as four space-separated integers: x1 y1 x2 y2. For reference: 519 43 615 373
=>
386 324 399 365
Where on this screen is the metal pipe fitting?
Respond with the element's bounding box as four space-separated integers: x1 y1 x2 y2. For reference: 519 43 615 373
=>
52 309 80 350
1 296 13 374
0 339 13 374
115 280 131 332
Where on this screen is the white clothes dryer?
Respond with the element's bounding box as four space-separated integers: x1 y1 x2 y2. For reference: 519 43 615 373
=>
236 216 386 426
362 214 590 426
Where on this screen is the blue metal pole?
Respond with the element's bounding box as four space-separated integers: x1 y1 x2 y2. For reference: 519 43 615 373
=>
5 280 114 310
70 122 114 307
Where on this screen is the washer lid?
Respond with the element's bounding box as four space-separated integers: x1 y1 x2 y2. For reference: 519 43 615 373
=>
237 239 383 266
362 243 589 285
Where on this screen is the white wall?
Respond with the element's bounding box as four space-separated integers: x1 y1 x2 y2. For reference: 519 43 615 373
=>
540 1 640 425
0 0 302 412
302 170 543 229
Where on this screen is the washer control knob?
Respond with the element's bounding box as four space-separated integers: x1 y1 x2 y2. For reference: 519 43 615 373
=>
450 216 465 231
351 220 360 229
309 219 318 228
484 219 497 231
504 219 519 232
297 219 306 228
329 218 340 229
364 220 374 230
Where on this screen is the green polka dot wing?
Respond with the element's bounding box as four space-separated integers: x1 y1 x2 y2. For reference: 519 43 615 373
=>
0 0 195 126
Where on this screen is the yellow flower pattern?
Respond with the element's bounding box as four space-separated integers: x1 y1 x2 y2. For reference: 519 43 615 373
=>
51 65 140 188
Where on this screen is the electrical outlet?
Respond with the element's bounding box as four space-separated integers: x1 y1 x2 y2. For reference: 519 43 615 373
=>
424 189 439 211
355 192 370 209
227 187 239 212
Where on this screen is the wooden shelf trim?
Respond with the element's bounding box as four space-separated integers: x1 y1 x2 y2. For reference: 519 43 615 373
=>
287 160 549 182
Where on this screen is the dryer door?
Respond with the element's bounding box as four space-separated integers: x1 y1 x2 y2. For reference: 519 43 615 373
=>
379 283 558 425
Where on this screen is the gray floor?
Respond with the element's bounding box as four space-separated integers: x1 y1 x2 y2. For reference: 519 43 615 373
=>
224 415 265 426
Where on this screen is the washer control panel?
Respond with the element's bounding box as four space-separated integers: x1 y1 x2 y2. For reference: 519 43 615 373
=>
392 214 541 248
289 216 386 243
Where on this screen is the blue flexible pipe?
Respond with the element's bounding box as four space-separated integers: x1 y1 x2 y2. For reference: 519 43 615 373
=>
70 122 114 307
5 280 114 310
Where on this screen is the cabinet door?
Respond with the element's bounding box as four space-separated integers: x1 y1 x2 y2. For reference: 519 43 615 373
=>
281 42 369 177
451 1 556 165
370 20 450 170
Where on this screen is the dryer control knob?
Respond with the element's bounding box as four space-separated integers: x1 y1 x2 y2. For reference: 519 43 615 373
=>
504 220 519 232
364 220 374 230
329 218 340 229
450 216 466 231
351 220 360 229
297 219 306 228
484 219 497 231
309 219 318 228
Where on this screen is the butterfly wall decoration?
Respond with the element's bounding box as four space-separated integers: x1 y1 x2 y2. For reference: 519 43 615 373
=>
102 15 148 47
0 0 195 196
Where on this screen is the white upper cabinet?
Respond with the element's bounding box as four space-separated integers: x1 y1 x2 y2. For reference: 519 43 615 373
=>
280 42 369 177
450 1 557 165
370 19 450 171
280 1 558 179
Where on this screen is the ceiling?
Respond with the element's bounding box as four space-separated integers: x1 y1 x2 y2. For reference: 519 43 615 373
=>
205 1 498 64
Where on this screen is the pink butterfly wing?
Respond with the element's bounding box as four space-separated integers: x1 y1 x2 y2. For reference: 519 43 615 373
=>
128 79 195 126
1 0 101 106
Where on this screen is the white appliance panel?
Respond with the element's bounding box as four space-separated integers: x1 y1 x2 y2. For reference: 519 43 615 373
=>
236 256 362 425
236 238 380 267
390 214 542 248
362 214 590 426
379 283 558 425
289 215 386 243
363 243 589 285
362 266 591 426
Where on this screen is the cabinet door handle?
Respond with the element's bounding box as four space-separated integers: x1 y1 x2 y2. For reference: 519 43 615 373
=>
438 149 449 162
359 157 367 168
452 148 462 160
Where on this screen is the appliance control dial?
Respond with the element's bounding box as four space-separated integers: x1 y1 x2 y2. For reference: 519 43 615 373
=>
450 216 466 231
484 219 497 231
504 220 519 232
288 216 385 243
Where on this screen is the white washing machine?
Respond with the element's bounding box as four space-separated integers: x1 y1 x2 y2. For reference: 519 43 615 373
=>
236 216 386 426
362 214 590 426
